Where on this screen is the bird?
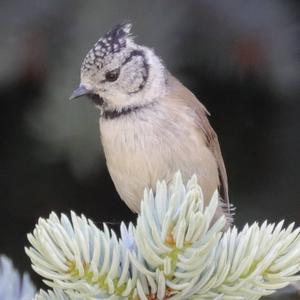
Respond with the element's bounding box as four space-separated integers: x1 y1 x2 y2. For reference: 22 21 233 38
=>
70 23 231 223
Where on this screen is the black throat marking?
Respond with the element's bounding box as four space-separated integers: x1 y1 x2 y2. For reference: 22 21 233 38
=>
102 101 155 120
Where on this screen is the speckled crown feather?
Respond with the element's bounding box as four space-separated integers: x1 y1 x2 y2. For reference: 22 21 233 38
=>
81 23 132 72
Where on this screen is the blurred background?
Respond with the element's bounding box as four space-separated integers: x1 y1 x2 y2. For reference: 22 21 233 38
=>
0 0 299 295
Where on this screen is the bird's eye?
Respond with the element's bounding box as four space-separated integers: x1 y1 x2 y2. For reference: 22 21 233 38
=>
105 69 120 82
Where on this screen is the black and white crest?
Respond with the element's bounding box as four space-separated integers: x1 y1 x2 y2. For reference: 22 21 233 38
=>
81 23 132 72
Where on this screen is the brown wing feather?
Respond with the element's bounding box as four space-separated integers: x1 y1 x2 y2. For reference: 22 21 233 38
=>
167 73 229 211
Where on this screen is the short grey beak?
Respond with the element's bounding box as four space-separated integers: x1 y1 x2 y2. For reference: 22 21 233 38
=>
69 85 90 100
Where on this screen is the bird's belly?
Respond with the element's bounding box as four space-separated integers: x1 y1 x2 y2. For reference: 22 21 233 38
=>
100 119 219 212
104 143 170 212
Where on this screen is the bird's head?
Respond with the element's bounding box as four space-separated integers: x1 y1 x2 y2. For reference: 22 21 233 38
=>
70 23 166 116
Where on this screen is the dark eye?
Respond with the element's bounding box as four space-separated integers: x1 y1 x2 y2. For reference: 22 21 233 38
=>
105 69 120 82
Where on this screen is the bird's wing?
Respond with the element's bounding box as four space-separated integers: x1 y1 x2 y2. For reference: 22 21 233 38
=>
166 73 229 212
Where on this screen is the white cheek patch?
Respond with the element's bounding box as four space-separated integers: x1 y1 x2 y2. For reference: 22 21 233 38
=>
119 56 148 94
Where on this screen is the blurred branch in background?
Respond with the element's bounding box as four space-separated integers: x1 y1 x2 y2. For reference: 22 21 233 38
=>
0 256 36 299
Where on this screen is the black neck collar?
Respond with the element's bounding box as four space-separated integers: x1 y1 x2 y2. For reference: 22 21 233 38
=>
102 102 155 120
